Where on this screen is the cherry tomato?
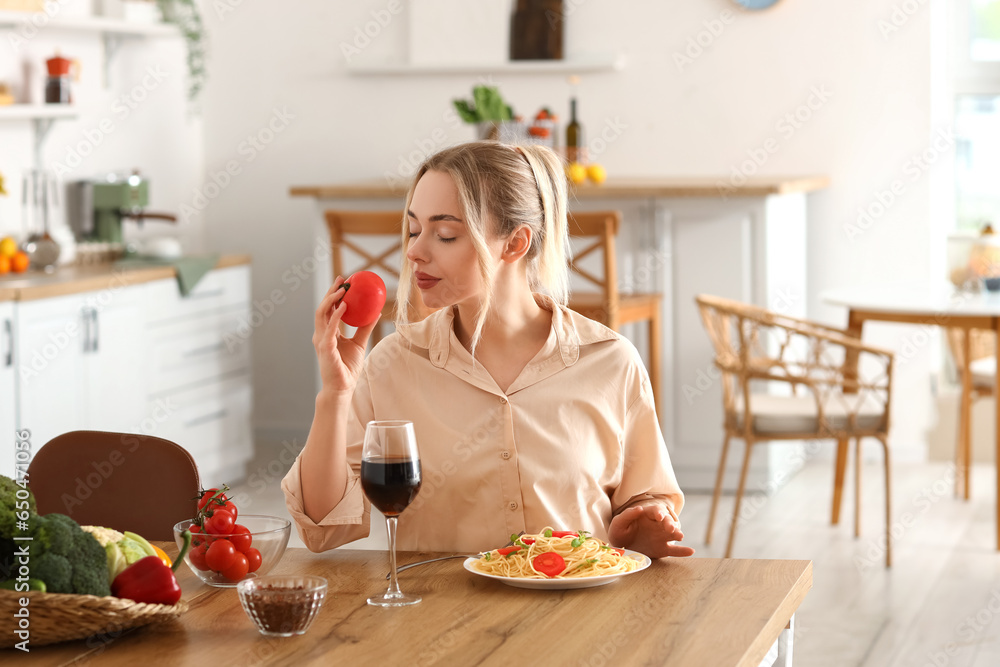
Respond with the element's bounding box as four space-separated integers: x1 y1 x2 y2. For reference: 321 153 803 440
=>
496 546 522 557
532 552 566 578
205 539 237 572
204 509 236 535
245 548 262 573
197 488 227 511
549 531 578 538
521 538 535 545
339 271 386 327
230 525 252 553
188 543 210 571
221 552 249 581
219 500 238 521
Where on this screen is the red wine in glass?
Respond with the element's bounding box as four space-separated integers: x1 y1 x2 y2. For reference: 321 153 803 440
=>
360 456 422 516
361 420 422 607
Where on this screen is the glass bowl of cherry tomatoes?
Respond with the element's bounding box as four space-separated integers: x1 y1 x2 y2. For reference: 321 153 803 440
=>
174 500 291 588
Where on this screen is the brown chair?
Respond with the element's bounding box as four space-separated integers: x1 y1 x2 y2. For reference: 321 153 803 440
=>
324 210 433 345
27 430 200 541
696 294 895 566
945 327 996 500
567 211 663 415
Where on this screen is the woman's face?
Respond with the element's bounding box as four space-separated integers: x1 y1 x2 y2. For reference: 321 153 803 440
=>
406 170 497 310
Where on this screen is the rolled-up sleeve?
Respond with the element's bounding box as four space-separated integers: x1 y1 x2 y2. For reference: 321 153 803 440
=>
611 376 685 520
280 363 377 552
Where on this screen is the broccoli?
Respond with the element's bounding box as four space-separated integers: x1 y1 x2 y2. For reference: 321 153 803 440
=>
31 552 72 593
0 477 109 596
0 473 36 539
20 514 111 596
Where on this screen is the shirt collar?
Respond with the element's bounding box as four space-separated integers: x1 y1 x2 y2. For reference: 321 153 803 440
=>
395 294 619 370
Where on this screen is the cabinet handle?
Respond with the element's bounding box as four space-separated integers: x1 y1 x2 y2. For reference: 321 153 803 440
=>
81 307 92 353
182 342 226 358
81 308 98 353
183 409 227 428
185 288 224 301
3 318 11 368
91 309 99 353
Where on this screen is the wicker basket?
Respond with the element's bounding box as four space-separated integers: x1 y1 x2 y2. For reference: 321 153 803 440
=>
0 590 188 648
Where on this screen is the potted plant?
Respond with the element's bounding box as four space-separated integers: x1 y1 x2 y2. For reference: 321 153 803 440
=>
155 0 206 104
453 85 515 141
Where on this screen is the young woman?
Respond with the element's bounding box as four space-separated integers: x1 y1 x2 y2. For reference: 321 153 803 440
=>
282 141 694 559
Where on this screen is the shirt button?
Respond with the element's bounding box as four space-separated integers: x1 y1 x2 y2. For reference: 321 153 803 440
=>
508 501 518 511
501 451 511 460
500 397 508 405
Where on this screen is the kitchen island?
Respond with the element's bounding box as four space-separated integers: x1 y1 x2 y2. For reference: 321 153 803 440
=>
291 176 829 491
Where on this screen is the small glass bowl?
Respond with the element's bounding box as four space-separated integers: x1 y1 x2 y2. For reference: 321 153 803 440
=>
173 515 291 588
237 575 328 637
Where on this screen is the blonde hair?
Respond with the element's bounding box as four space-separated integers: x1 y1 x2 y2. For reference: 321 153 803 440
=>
396 141 570 352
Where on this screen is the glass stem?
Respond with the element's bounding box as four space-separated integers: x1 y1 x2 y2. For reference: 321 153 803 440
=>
386 515 401 596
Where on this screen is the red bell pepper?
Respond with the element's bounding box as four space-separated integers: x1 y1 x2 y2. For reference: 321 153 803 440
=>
111 530 191 605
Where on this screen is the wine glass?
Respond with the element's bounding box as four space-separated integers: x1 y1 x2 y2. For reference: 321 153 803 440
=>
360 420 423 607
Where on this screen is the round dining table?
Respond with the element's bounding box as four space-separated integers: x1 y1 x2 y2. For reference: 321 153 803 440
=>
823 283 1000 549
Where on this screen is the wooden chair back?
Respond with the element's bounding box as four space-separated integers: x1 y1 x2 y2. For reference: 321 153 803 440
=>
946 327 996 370
567 210 622 320
323 210 431 330
27 430 200 541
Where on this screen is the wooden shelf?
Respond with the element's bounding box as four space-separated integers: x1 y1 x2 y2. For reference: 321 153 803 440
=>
0 104 78 121
0 10 176 36
347 54 625 76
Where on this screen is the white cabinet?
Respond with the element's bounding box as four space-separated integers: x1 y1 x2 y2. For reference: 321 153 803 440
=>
16 284 147 450
0 302 16 479
9 263 253 483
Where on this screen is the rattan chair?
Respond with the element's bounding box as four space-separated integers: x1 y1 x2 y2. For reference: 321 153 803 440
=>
27 430 200 541
324 210 433 345
567 211 663 415
945 327 996 499
696 294 895 566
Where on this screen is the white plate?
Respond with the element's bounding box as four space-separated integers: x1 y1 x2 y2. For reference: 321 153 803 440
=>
462 550 651 590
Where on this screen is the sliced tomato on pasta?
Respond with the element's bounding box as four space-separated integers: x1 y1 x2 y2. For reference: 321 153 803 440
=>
532 552 567 577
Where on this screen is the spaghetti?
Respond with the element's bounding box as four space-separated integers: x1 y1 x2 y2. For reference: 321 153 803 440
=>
469 528 644 579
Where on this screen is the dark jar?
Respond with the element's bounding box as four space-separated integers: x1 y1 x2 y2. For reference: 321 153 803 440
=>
45 75 71 104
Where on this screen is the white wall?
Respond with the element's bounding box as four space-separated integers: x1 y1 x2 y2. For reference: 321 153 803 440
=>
201 1 938 458
0 1 203 251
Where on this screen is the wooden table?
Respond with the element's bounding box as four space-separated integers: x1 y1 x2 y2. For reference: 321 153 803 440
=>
17 549 812 666
824 284 1000 549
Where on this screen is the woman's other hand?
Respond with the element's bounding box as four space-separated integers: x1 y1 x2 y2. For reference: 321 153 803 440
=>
313 276 381 395
609 503 696 559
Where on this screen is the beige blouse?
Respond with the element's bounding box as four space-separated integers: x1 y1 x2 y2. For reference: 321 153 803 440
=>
282 297 685 553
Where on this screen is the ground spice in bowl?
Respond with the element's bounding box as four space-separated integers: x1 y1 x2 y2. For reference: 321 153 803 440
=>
237 576 327 637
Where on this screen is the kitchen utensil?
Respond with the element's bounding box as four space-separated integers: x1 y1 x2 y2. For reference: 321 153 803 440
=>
388 531 525 579
22 170 61 272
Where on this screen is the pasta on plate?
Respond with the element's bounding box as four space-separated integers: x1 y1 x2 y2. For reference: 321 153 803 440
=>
469 528 644 579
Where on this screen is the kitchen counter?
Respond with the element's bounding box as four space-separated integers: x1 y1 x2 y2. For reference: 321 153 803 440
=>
0 254 251 302
290 175 830 200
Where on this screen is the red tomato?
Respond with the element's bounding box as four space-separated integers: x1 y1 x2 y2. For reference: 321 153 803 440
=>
230 525 252 553
197 489 227 511
550 531 577 538
496 546 522 557
188 543 210 571
339 271 386 327
204 510 235 535
532 552 566 578
219 500 238 521
205 539 237 572
221 552 249 581
245 548 262 573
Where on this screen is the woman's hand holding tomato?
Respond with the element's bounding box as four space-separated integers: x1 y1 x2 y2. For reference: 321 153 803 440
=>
313 273 385 397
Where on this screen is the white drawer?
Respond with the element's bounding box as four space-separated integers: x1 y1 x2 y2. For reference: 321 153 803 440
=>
147 307 251 395
145 266 250 326
148 375 253 482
